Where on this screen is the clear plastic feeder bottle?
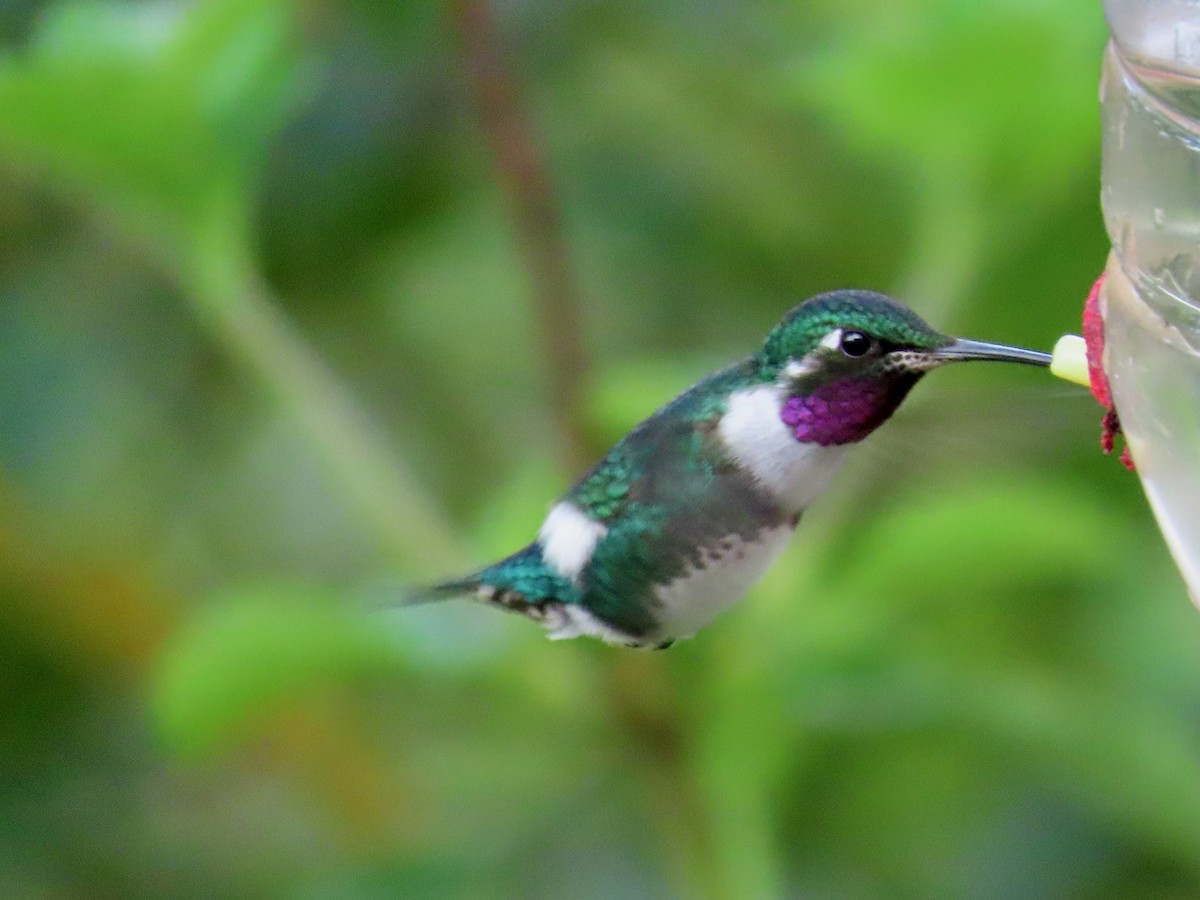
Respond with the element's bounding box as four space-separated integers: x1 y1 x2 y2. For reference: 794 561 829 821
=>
1101 0 1200 601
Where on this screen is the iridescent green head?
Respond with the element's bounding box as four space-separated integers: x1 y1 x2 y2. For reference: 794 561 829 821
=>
755 290 1051 446
757 289 1050 384
757 290 949 380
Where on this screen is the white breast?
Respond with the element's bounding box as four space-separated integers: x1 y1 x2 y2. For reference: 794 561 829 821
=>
716 384 848 512
653 524 795 640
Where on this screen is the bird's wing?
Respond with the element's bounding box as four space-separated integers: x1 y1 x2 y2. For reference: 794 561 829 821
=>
565 382 788 639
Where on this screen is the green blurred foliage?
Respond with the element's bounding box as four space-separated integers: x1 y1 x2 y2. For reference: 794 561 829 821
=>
0 0 1197 897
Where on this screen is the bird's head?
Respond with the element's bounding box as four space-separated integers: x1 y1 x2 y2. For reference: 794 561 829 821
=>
756 290 1050 446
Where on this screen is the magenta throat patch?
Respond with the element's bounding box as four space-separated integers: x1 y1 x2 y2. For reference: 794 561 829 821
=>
780 377 912 446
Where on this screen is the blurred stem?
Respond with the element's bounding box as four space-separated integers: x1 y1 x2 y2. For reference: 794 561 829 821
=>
176 193 464 573
451 0 595 474
448 6 736 892
607 654 732 900
693 643 791 899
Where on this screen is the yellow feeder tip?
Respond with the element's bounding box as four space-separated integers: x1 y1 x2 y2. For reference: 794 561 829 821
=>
1050 334 1090 388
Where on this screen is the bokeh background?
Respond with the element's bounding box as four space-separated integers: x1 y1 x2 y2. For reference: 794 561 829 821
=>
1 0 1198 897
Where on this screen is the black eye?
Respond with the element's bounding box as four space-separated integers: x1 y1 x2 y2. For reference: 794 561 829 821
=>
840 330 872 358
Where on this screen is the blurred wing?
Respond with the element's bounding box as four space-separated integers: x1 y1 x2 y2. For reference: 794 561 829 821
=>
567 395 789 639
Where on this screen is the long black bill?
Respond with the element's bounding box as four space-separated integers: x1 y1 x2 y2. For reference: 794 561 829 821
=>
933 338 1052 367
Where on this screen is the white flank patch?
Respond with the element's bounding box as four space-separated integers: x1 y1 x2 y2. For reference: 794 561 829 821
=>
717 385 849 511
538 501 607 581
654 525 795 640
543 604 637 646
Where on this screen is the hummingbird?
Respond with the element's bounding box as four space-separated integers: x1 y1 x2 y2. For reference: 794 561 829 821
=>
413 290 1051 649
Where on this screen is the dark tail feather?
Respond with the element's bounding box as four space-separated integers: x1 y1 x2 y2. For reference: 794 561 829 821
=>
362 576 482 613
386 545 543 611
401 578 480 607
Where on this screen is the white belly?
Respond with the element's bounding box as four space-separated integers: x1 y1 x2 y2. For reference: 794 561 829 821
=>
652 524 795 640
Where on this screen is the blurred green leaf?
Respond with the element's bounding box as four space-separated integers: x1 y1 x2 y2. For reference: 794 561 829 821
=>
794 0 1106 309
798 0 1103 199
838 474 1117 605
0 0 298 240
956 667 1200 869
151 588 404 759
0 0 1197 896
740 473 1123 688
